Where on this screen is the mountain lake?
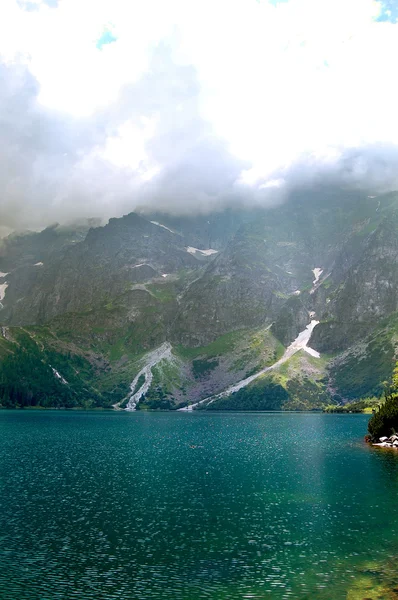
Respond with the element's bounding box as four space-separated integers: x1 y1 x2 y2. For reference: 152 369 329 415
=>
1 411 398 599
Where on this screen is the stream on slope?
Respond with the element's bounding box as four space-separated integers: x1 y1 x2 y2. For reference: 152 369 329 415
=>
125 320 321 412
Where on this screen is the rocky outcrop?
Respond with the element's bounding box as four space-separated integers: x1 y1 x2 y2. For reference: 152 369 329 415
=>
372 434 398 448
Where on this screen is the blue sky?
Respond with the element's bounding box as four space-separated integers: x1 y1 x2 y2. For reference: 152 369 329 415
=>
96 28 117 50
376 0 398 22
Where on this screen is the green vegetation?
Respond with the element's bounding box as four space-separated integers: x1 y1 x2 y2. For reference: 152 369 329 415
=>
146 283 175 303
324 397 381 413
329 324 396 400
206 349 331 412
271 352 330 410
321 277 332 289
285 376 329 410
367 362 398 440
230 332 284 373
207 375 289 411
0 332 104 409
368 392 398 440
175 330 242 360
272 291 289 299
139 386 174 410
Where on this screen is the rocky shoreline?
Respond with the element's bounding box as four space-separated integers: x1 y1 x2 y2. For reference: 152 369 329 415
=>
372 434 398 449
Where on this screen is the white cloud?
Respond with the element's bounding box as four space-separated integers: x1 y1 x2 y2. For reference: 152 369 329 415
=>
0 0 397 229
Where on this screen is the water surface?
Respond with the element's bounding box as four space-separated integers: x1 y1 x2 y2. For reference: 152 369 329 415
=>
1 411 398 599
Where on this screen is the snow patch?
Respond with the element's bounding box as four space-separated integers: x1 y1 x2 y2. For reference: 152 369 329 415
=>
304 346 320 358
51 367 68 385
293 290 301 295
131 263 146 269
310 268 324 294
200 249 218 256
34 262 44 266
180 320 320 411
282 320 320 357
186 246 218 256
150 221 176 234
312 268 323 285
0 283 8 302
0 272 8 278
125 342 172 411
162 274 168 278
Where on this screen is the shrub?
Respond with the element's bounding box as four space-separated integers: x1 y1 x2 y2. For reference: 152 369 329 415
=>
368 392 398 440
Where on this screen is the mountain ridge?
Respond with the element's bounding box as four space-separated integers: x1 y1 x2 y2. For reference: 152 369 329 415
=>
1 188 397 410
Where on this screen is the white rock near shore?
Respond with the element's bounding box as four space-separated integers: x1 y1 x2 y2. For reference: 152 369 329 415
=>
373 434 398 448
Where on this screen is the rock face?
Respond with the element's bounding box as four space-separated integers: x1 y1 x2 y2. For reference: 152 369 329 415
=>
173 216 313 346
0 213 204 325
2 188 398 409
312 209 398 353
271 296 311 348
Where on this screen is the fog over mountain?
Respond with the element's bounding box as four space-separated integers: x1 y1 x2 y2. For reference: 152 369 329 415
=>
0 0 397 231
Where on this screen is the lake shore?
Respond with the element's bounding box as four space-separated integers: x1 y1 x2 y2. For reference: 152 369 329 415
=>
371 433 398 449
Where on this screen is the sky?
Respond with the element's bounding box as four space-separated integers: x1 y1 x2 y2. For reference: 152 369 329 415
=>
0 0 397 231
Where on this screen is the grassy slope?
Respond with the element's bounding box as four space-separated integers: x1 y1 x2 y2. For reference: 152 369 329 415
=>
0 309 289 410
165 327 285 406
5 306 395 411
3 304 398 410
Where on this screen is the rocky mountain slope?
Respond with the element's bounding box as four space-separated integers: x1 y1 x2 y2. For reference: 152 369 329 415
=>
1 188 398 410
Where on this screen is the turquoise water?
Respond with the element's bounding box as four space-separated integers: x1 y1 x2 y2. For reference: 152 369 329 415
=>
1 411 398 599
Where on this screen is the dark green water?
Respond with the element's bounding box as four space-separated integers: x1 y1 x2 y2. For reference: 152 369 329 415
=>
1 411 398 600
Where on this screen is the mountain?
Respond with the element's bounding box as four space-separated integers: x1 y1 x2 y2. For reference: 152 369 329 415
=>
1 189 398 410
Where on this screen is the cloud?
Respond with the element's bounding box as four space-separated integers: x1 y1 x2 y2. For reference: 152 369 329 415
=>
0 0 398 230
0 45 247 228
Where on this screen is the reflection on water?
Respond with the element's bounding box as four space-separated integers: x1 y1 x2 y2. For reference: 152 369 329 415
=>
1 411 398 599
